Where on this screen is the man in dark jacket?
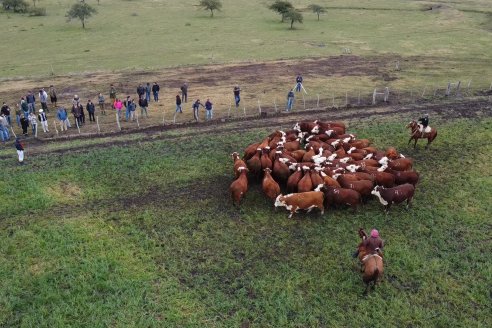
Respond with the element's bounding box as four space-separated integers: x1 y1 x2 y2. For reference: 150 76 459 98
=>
1 102 11 126
192 99 203 122
86 99 96 122
26 91 36 113
137 84 145 100
152 82 160 102
72 103 83 126
138 97 149 117
20 114 29 136
180 82 188 103
233 85 241 108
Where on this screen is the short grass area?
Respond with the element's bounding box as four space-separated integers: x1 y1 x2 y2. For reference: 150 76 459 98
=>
0 0 491 79
1 113 491 326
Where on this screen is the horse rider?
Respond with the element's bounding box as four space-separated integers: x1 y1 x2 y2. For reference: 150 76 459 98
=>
353 229 384 258
416 113 429 137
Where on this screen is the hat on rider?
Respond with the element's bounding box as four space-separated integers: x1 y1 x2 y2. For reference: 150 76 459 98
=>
370 229 379 238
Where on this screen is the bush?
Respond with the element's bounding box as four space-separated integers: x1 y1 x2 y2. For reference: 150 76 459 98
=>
2 0 29 13
28 6 46 16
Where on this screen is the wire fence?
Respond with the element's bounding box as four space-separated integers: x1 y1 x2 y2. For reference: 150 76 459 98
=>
6 79 492 141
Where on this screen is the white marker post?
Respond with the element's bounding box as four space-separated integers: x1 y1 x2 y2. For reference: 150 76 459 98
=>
316 94 320 108
53 120 59 136
274 98 278 112
345 92 348 107
116 113 121 131
96 116 100 133
228 101 231 118
136 113 140 128
257 99 261 115
358 90 361 106
75 118 81 134
35 122 38 138
162 110 165 124
332 94 335 108
10 126 17 138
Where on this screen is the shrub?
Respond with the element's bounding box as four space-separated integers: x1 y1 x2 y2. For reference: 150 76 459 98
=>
2 0 29 13
28 6 46 16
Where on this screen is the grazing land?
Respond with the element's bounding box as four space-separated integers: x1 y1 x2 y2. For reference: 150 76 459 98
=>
1 102 491 326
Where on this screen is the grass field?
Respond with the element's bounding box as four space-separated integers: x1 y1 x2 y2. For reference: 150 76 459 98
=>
1 106 491 326
0 0 491 79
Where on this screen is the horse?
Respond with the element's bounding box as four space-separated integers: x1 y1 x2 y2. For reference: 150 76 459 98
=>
406 120 437 149
357 228 384 294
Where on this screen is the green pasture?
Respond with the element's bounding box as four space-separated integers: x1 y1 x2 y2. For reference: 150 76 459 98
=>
0 0 491 84
1 114 491 326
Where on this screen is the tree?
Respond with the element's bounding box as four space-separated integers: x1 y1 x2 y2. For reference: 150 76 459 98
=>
308 4 326 21
284 8 303 29
268 0 293 22
66 2 97 29
198 0 222 17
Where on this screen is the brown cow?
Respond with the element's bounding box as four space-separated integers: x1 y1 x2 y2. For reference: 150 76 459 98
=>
246 149 262 176
379 157 413 171
272 154 291 183
320 171 341 188
298 166 314 192
386 169 420 186
363 170 395 188
320 185 361 211
232 152 247 179
262 168 281 201
274 191 325 219
243 142 260 160
338 175 374 198
290 149 306 162
371 183 415 213
229 167 249 207
260 149 273 170
287 165 303 193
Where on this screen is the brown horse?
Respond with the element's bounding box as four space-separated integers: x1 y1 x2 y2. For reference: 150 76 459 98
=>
357 229 384 294
406 120 437 149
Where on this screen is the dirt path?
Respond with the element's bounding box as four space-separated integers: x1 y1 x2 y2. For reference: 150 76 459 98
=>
4 98 489 159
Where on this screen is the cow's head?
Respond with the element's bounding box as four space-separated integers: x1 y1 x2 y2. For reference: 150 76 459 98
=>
274 195 286 208
327 153 337 161
264 168 272 174
314 184 324 192
371 186 388 205
293 123 301 132
364 153 373 160
377 164 388 172
378 156 389 165
347 147 356 154
325 130 334 137
311 125 320 134
346 164 360 173
231 152 239 160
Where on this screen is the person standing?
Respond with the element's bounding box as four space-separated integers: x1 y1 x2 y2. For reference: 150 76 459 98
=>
114 98 123 120
49 85 57 108
1 102 11 126
56 107 69 131
38 109 49 133
181 82 188 103
139 97 149 118
20 114 29 136
20 97 29 122
15 104 22 127
86 99 96 122
26 91 36 114
128 99 136 121
137 84 145 100
124 96 132 121
39 88 49 112
176 94 182 113
205 98 213 121
233 85 241 108
15 137 25 165
286 89 295 112
192 99 203 122
0 115 9 142
71 102 83 127
145 83 151 102
28 112 38 135
109 84 117 108
152 82 160 102
98 93 106 115
295 74 303 92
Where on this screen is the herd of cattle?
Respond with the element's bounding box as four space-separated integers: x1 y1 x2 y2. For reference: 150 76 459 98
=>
230 120 420 218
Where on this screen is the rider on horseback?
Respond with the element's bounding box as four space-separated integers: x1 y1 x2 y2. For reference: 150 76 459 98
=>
416 113 429 138
353 229 384 258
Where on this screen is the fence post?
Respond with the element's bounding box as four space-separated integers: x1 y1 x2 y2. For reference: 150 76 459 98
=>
53 120 59 136
10 126 17 138
421 85 427 98
136 113 140 128
75 118 81 134
96 116 100 133
446 82 451 96
332 94 335 107
228 101 231 118
316 94 320 108
372 89 377 105
384 87 389 102
258 99 262 115
489 82 492 91
116 113 121 130
274 98 278 112
302 93 306 109
345 92 348 106
456 81 461 97
358 90 361 106
35 121 38 138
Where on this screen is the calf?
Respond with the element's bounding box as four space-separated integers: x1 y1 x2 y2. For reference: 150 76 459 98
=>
274 191 325 219
321 185 361 211
230 167 249 207
262 168 281 201
371 184 415 213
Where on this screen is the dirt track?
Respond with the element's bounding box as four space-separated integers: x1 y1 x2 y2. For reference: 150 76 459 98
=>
7 98 490 159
